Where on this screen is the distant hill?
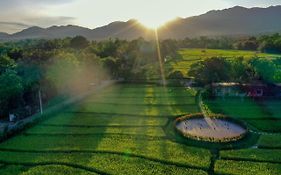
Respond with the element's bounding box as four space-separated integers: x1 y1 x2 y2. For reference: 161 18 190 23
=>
1 6 281 41
88 19 154 40
158 6 281 38
0 32 9 39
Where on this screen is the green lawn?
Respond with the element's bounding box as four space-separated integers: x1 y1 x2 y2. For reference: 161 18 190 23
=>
262 100 281 119
215 160 281 175
220 149 281 162
205 96 281 175
0 84 209 175
166 48 281 76
205 97 281 132
258 134 281 148
1 83 281 174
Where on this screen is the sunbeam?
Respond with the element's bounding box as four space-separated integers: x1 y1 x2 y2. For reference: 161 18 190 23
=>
154 29 166 86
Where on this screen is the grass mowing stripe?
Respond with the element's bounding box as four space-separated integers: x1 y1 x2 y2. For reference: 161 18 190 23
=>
70 109 197 117
41 113 168 126
0 150 209 174
87 95 196 98
220 149 281 163
19 165 99 175
214 160 281 175
26 125 166 137
78 102 197 106
257 147 281 150
220 157 281 165
258 134 281 148
0 160 109 175
0 165 30 175
0 149 208 172
39 124 166 128
0 135 210 168
63 112 195 118
22 133 168 141
62 112 187 118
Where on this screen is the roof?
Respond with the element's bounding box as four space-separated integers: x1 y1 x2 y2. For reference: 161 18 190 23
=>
212 82 267 87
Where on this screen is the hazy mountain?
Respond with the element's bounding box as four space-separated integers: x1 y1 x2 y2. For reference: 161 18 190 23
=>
11 26 48 39
157 6 281 39
0 32 10 39
46 25 93 38
1 6 281 41
89 19 154 40
9 25 93 40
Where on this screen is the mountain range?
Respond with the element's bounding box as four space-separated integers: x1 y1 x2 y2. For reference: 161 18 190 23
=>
1 5 281 41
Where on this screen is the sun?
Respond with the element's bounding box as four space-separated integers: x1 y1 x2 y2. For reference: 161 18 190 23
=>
138 18 168 29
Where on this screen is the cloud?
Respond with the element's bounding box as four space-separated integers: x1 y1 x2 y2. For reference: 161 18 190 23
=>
24 16 76 27
225 0 281 7
0 16 75 34
0 0 76 33
0 0 75 8
0 22 30 28
0 22 31 34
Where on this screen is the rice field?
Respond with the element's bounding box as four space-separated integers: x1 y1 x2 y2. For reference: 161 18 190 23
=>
0 84 209 175
166 48 281 76
205 96 281 175
0 83 281 174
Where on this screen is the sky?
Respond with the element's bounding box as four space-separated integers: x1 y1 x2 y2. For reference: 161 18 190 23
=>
0 0 281 33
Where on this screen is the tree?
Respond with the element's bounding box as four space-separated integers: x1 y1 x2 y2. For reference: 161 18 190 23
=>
46 52 80 93
188 57 231 84
234 37 258 50
258 33 281 53
168 71 184 80
249 57 281 83
101 57 118 78
16 64 41 90
0 54 16 74
0 70 23 117
228 57 255 83
70 36 89 50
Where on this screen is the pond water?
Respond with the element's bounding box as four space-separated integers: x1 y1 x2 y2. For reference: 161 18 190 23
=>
176 117 246 141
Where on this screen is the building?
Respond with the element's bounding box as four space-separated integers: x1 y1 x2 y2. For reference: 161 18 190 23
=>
212 82 281 97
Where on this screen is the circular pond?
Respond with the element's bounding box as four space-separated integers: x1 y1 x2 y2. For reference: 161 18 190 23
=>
176 115 247 142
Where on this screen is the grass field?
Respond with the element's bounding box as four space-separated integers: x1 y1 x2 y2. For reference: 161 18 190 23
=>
1 47 281 174
205 97 281 132
0 83 281 174
205 96 281 175
166 48 281 76
0 84 212 175
0 83 280 174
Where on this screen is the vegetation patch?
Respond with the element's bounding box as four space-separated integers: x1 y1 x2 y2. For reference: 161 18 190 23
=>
21 165 99 175
0 151 208 175
258 134 281 148
215 160 281 175
220 148 281 163
0 165 29 175
205 97 281 132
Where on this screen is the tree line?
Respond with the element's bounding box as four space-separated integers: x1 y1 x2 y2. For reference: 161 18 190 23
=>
178 33 281 53
0 36 176 119
0 34 281 119
188 57 281 85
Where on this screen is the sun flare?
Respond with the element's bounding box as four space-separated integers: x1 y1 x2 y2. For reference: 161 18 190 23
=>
138 18 169 29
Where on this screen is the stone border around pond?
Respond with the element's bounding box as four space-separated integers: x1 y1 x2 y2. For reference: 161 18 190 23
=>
174 113 248 143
